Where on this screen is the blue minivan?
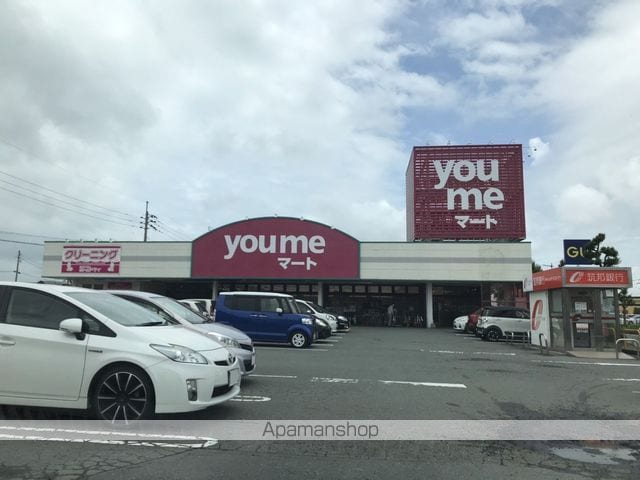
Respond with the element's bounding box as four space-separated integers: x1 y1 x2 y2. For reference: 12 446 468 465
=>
213 292 316 348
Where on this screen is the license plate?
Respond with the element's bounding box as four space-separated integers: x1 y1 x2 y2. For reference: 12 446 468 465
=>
228 368 240 386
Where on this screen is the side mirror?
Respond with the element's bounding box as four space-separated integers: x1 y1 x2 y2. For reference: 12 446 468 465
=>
59 318 85 340
276 307 283 315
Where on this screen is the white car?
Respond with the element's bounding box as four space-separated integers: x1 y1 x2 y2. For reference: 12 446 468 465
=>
108 290 256 376
0 282 241 421
295 299 338 333
178 299 210 318
452 315 469 333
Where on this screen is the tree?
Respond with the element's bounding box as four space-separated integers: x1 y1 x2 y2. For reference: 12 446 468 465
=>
582 233 620 267
532 261 542 273
618 288 633 322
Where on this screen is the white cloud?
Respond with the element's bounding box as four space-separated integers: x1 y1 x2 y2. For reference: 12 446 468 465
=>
555 184 611 226
527 137 550 166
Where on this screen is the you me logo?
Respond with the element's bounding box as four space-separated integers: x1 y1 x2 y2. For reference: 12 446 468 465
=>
433 159 504 211
224 234 326 260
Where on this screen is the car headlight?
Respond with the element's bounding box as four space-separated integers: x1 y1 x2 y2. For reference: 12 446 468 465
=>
207 333 240 349
338 315 347 321
301 317 313 325
150 344 209 364
329 315 336 322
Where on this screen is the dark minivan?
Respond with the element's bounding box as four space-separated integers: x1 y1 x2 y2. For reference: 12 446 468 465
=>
213 292 315 348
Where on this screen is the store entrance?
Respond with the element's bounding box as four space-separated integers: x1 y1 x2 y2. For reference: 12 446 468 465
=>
432 285 481 328
323 283 426 327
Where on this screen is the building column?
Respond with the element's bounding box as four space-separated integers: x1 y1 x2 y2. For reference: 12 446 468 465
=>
425 282 434 328
211 280 219 300
317 281 324 306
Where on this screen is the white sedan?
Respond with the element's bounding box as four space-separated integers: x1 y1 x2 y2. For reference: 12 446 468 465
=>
0 282 241 421
452 315 469 333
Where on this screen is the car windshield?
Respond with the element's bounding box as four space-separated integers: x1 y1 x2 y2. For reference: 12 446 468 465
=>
68 292 171 327
152 296 208 324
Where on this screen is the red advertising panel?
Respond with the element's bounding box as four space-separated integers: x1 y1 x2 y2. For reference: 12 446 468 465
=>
61 245 121 274
407 145 525 240
564 268 631 288
532 268 563 291
191 217 360 279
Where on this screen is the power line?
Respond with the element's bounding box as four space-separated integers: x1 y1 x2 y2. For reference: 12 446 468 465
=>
0 238 43 246
0 230 65 240
0 177 138 224
0 137 136 200
0 185 139 229
0 169 136 219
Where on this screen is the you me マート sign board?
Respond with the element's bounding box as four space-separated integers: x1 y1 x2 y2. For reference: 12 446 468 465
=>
407 144 526 240
191 217 360 279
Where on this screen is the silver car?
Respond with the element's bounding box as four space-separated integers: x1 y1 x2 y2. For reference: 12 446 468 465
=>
106 290 256 375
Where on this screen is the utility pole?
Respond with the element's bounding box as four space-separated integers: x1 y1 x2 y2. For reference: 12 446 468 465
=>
13 250 21 282
140 201 158 242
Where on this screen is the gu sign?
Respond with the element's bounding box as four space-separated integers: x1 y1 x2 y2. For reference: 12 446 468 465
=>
407 145 526 240
191 217 360 279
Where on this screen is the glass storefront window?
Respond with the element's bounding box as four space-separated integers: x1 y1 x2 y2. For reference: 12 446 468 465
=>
551 289 563 314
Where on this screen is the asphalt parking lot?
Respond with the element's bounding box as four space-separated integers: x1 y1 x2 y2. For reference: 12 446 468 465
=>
2 327 640 479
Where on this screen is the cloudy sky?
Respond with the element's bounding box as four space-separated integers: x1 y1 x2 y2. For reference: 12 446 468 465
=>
0 0 638 293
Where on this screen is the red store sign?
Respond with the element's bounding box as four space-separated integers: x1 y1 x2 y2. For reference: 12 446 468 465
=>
61 245 121 274
407 145 525 240
191 217 360 279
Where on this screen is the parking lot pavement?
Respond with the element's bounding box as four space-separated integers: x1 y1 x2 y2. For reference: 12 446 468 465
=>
2 327 640 479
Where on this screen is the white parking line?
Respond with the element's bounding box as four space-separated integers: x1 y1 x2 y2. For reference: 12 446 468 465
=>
429 350 464 354
533 360 640 367
321 338 342 342
0 427 217 448
604 378 640 382
230 395 271 402
250 374 297 379
311 377 359 384
472 352 517 356
378 380 467 389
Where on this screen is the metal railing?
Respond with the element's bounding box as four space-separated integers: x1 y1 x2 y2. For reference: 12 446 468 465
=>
505 331 530 348
616 338 640 360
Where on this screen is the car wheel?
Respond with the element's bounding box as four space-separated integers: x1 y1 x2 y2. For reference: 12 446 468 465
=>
289 331 309 348
91 365 154 422
485 327 502 342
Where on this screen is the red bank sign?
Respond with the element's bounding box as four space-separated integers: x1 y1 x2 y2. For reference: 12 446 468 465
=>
191 217 360 279
407 145 525 240
531 267 632 291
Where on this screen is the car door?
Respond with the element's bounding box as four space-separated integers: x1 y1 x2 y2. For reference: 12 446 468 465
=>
220 295 263 340
0 287 88 400
260 296 300 342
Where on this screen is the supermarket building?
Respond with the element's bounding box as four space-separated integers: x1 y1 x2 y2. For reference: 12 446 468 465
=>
41 145 532 328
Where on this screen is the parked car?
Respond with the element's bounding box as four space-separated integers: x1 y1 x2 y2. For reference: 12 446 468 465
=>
214 292 315 348
314 316 332 339
0 282 240 421
476 306 531 342
334 314 351 331
624 314 640 325
107 290 256 376
295 299 338 333
452 314 468 332
182 298 215 317
178 299 210 318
